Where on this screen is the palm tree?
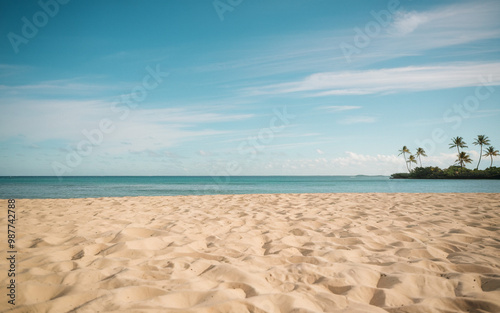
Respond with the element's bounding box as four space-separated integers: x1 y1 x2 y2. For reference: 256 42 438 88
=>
415 147 427 167
483 146 499 168
407 155 417 171
398 146 411 172
455 151 472 169
449 136 468 155
473 135 490 170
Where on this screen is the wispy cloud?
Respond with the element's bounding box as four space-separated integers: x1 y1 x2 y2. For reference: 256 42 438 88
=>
238 151 402 175
329 1 500 67
0 78 120 97
206 1 500 90
339 151 400 166
137 108 254 124
321 106 361 112
0 64 31 78
376 1 500 59
250 62 500 97
338 116 377 125
388 11 429 36
0 99 254 154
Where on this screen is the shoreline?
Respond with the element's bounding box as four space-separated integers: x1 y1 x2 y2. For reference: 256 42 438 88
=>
2 193 500 312
3 176 500 199
3 191 500 201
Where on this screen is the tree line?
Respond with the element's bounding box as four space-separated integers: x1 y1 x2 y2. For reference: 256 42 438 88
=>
399 135 499 171
393 135 499 179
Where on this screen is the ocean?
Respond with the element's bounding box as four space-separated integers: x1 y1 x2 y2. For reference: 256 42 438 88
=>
0 176 499 199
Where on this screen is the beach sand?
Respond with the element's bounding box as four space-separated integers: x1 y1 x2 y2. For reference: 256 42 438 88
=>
1 193 500 312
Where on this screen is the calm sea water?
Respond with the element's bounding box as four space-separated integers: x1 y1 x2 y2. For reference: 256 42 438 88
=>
1 176 499 199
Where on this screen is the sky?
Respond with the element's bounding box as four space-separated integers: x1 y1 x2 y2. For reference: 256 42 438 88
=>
0 0 499 176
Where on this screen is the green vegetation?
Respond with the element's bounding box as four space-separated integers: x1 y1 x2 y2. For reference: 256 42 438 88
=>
392 135 499 179
455 151 472 169
391 166 500 179
407 154 417 171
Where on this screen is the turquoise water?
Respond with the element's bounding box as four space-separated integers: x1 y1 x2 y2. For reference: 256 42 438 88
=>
0 176 499 199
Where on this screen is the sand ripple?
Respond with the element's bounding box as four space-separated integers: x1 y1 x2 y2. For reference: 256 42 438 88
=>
1 193 500 312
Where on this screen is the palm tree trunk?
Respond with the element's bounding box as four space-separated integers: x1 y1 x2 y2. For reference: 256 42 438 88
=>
491 156 494 168
403 152 409 172
419 156 422 167
476 145 482 170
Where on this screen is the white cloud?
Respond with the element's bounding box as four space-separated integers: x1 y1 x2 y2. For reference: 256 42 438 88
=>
252 62 500 97
326 152 404 174
0 78 119 97
341 151 399 165
425 152 460 168
232 1 500 89
321 105 361 112
379 1 500 56
316 149 324 155
0 64 31 78
317 1 500 68
0 99 254 156
262 152 403 175
338 116 377 125
137 108 254 124
388 11 429 36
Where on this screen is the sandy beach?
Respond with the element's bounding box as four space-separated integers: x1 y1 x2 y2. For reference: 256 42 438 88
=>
1 193 500 313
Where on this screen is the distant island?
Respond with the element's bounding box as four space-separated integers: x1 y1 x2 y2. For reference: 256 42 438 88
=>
391 166 500 179
392 135 500 179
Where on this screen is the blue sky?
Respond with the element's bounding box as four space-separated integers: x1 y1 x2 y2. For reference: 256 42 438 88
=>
1 0 499 176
